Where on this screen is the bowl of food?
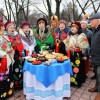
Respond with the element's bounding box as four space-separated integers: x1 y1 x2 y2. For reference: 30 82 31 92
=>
32 60 42 65
31 54 38 58
56 57 64 63
38 57 47 62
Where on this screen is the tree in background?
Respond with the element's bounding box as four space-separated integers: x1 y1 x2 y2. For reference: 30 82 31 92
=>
3 0 35 27
1 0 100 26
61 2 82 22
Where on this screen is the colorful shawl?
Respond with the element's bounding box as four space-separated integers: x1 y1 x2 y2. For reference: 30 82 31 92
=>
33 28 54 51
19 29 36 55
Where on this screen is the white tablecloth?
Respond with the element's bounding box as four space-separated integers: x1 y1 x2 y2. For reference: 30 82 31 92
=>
24 71 71 100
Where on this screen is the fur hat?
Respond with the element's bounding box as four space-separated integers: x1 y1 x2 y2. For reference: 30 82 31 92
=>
58 20 66 25
80 20 87 24
4 21 14 30
20 21 30 28
50 15 58 23
37 18 47 26
71 21 81 29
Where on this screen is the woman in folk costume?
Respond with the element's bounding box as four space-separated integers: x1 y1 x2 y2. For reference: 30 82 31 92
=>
50 15 58 41
0 19 14 99
64 21 89 87
54 20 71 55
19 22 36 56
80 20 93 75
34 18 54 53
4 21 24 89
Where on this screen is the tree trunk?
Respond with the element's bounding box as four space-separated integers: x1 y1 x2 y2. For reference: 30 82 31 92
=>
46 0 52 21
26 0 30 21
55 2 60 19
55 0 62 19
4 0 9 20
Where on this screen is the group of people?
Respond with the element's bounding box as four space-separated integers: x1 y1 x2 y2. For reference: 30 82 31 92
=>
0 12 100 100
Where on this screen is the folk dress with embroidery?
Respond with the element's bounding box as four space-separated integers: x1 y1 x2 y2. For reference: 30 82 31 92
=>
0 34 14 99
64 33 89 87
7 31 24 89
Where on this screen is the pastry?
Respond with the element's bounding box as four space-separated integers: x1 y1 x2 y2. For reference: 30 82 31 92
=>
45 54 56 59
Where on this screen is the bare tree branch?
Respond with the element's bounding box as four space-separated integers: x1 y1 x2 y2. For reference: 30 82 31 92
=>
0 11 8 20
90 0 96 12
7 0 16 22
4 0 9 20
42 0 48 13
33 5 48 17
96 2 100 12
76 0 86 14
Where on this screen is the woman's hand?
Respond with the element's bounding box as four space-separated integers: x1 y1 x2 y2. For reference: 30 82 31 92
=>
56 39 60 44
82 56 87 60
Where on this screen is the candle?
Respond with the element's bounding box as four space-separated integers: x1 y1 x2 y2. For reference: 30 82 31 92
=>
26 50 29 56
67 49 70 58
56 43 59 53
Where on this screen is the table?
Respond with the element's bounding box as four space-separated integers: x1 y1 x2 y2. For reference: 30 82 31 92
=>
23 59 73 100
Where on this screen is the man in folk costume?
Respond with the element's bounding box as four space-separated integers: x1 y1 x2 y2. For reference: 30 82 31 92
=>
34 18 54 53
0 18 14 99
4 21 24 89
19 21 36 56
88 13 100 100
54 20 71 55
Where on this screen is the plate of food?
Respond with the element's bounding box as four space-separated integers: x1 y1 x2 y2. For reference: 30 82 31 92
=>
38 57 47 62
27 57 36 62
45 54 56 59
32 60 42 65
